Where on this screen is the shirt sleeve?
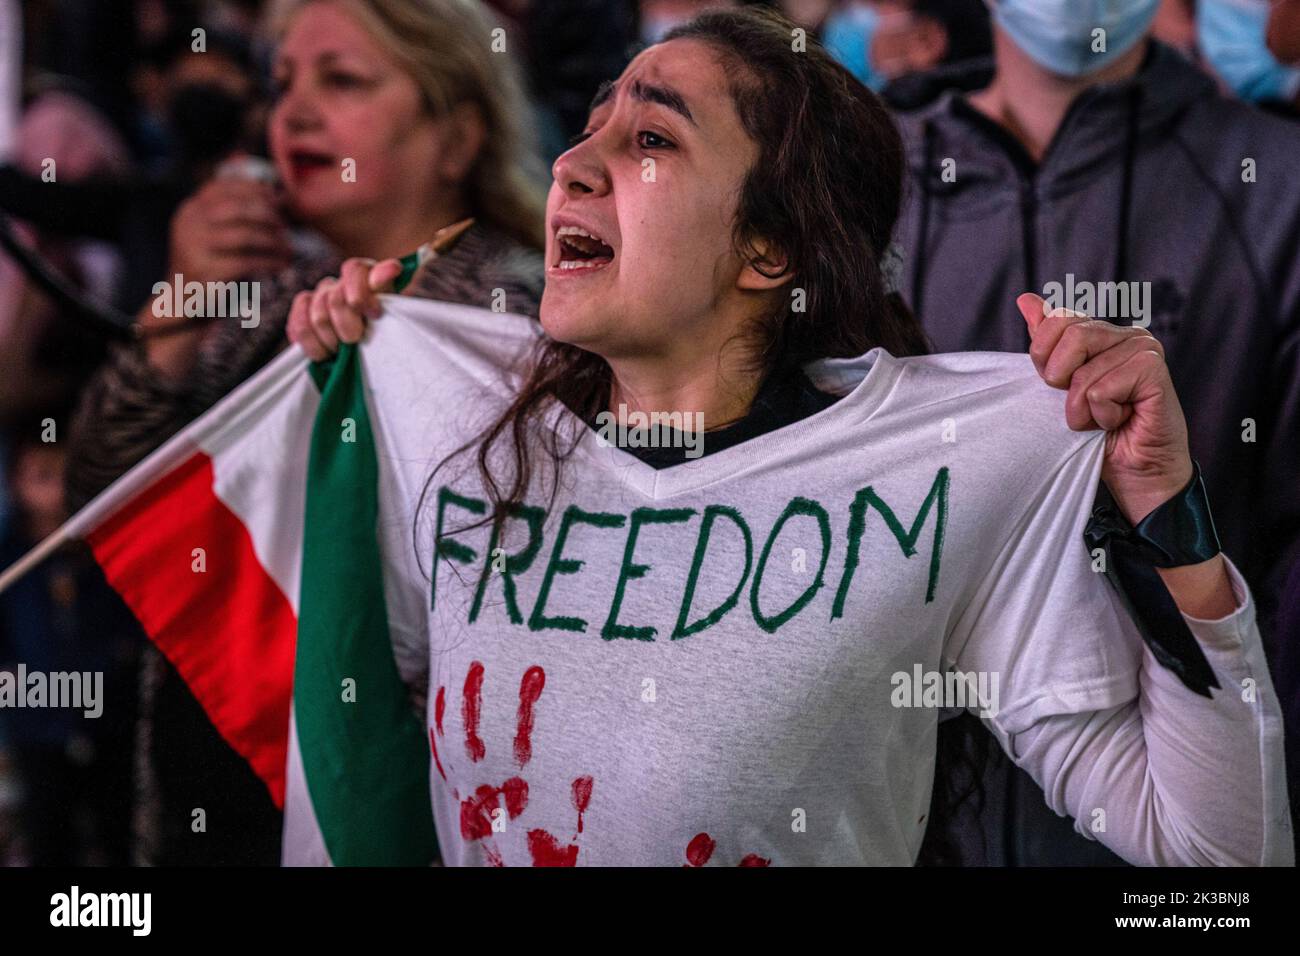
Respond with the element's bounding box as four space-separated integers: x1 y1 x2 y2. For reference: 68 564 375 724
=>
1005 556 1294 866
943 424 1291 865
944 430 1142 733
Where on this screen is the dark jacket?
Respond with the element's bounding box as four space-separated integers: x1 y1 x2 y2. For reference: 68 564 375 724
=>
894 42 1300 635
893 41 1300 867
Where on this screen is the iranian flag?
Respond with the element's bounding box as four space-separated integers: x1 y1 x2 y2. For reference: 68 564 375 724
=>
0 314 440 866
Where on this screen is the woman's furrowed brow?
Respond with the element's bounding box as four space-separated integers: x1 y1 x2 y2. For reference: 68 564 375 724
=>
588 78 697 127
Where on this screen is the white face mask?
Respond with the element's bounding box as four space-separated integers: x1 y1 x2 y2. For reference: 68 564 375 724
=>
990 0 1160 77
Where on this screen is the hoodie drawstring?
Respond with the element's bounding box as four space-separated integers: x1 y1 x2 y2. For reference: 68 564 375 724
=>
911 120 937 324
1113 85 1142 287
1019 181 1038 349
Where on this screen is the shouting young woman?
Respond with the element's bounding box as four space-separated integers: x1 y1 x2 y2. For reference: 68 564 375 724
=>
288 8 1290 866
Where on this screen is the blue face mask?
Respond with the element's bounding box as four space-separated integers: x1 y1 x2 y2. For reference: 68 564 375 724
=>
1198 0 1300 102
823 3 886 91
991 0 1160 77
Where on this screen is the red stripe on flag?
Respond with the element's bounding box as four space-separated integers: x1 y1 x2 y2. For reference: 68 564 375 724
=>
88 451 295 807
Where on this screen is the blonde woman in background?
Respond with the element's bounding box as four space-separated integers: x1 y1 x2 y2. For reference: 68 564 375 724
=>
66 0 548 865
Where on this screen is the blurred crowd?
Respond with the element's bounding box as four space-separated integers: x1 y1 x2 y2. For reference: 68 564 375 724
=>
0 0 1298 866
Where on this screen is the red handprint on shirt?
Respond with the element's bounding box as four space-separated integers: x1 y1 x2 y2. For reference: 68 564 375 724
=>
684 832 771 867
429 661 594 867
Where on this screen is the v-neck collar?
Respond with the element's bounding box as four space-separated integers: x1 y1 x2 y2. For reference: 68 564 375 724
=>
553 347 903 501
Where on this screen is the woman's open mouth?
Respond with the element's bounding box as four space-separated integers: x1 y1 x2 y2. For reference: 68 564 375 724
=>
554 225 615 272
288 149 334 179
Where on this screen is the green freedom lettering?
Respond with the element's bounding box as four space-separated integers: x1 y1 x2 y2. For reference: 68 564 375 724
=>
603 506 696 641
672 505 753 640
469 503 546 624
431 487 486 611
432 468 952 637
750 497 832 634
831 466 949 618
528 505 627 633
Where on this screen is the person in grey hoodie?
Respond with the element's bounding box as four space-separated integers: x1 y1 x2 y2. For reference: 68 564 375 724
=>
891 1 1300 864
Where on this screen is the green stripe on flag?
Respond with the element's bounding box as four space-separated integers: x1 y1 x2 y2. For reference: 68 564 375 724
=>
394 249 422 294
297 342 439 865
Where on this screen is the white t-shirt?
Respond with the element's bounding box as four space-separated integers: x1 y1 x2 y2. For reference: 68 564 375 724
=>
363 300 1290 867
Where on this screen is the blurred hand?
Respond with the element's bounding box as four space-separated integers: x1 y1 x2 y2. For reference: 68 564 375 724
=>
287 257 403 361
167 177 293 284
139 176 293 379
